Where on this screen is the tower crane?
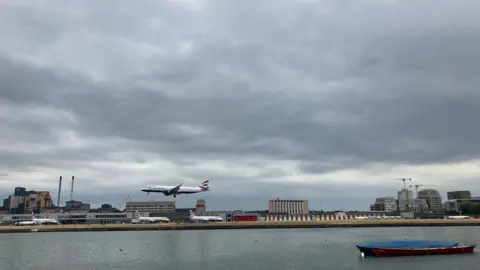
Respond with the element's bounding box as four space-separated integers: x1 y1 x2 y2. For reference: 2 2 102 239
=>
393 178 412 190
393 178 412 211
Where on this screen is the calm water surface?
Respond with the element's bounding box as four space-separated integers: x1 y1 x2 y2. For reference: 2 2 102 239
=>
0 227 478 269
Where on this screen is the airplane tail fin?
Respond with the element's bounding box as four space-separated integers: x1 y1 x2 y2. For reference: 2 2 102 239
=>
189 210 195 217
135 211 141 218
199 179 209 190
31 212 35 219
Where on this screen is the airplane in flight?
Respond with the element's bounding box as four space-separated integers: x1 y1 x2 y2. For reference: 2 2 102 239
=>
189 210 223 223
15 213 60 226
141 180 210 198
131 211 169 223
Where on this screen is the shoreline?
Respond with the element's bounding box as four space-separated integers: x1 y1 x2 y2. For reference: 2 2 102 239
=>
1 219 479 233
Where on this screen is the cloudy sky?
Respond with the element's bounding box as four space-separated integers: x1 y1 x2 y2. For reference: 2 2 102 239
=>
1 0 480 211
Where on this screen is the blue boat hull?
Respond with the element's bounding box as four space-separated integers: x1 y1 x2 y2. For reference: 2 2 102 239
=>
356 241 459 257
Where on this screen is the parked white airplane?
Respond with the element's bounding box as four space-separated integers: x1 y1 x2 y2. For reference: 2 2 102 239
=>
15 213 60 226
354 216 371 220
141 180 210 197
131 211 169 223
189 210 223 222
447 215 470 219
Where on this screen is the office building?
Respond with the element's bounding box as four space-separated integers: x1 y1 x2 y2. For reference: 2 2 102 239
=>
125 200 175 213
447 191 471 200
417 189 443 213
268 199 309 215
369 197 398 212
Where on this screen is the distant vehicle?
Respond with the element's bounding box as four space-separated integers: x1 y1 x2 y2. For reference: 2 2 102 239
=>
15 213 60 226
189 210 223 223
141 180 210 197
446 215 471 219
131 211 169 223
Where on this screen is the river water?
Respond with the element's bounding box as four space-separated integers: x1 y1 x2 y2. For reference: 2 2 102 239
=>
0 227 478 269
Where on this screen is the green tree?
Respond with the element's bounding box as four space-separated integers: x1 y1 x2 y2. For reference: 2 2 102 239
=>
459 202 480 215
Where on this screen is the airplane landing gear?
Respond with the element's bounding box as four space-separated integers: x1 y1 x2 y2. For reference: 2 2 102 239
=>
173 194 177 198
147 192 149 196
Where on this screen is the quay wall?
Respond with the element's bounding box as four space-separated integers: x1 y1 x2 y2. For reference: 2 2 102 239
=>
1 219 479 233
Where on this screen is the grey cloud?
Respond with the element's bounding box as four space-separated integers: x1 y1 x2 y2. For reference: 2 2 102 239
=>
1 0 480 208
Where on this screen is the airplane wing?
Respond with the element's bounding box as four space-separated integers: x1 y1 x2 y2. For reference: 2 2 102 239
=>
169 183 183 194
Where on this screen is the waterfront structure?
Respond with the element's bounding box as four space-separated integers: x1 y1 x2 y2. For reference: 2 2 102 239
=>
124 200 175 213
370 197 398 212
417 189 443 213
268 199 309 215
447 191 471 200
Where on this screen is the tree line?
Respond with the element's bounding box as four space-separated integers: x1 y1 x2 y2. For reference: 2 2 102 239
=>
458 202 480 215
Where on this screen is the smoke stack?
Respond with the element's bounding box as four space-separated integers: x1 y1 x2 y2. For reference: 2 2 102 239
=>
70 176 74 201
57 176 62 207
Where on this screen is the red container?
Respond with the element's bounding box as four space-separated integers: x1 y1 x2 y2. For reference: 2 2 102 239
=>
232 215 258 222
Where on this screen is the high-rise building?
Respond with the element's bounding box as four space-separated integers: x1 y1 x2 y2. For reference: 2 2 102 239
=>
397 189 414 211
447 191 471 200
417 189 443 213
268 199 308 215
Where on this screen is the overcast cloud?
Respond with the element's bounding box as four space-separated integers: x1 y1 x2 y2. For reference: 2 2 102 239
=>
1 0 480 210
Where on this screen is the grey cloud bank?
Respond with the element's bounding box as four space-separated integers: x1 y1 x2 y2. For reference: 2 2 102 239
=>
1 0 480 210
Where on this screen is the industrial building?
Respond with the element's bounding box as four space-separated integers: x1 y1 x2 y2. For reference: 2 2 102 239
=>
268 199 309 215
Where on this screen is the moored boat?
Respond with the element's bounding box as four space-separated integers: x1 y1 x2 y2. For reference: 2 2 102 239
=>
371 245 476 257
356 240 459 257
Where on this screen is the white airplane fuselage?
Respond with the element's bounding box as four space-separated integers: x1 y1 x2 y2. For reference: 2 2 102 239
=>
15 218 60 226
142 186 206 195
447 215 470 219
132 211 169 223
141 180 210 197
189 210 223 222
132 217 170 223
